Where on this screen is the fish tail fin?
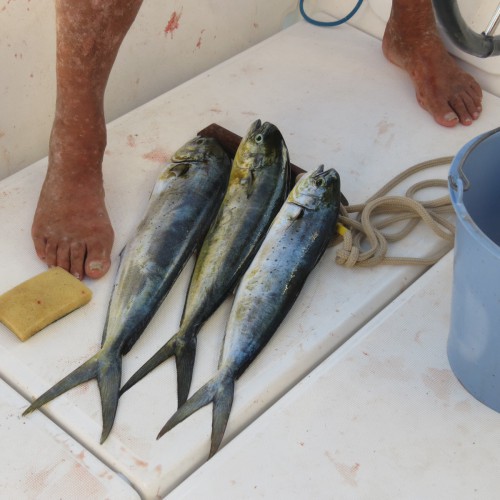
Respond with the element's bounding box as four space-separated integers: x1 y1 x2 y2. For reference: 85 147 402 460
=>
23 348 122 444
157 370 235 458
97 354 122 444
175 334 197 406
209 376 235 458
22 355 100 416
120 327 198 407
119 334 180 395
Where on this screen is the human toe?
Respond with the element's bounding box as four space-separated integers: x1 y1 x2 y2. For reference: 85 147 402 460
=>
85 259 111 280
56 239 72 273
32 233 47 262
44 238 59 269
84 241 112 279
450 93 477 126
69 241 86 280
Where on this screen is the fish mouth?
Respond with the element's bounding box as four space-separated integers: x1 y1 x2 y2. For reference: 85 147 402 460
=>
311 165 325 178
311 165 339 182
248 120 280 142
247 119 262 135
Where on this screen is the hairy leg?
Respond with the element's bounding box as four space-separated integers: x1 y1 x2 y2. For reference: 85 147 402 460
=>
382 0 482 127
32 0 143 279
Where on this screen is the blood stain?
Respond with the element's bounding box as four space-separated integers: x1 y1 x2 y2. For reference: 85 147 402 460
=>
164 9 182 38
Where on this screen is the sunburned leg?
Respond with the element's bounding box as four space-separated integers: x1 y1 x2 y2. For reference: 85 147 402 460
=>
32 0 143 279
382 0 482 127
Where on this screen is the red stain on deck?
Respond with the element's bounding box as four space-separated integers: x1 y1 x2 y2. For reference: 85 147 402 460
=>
143 147 171 163
196 29 206 49
127 134 137 147
134 457 148 468
164 10 182 38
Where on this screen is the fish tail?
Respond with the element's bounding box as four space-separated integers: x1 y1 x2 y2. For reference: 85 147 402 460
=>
209 375 235 458
175 334 197 406
120 328 198 407
157 369 235 458
23 348 122 444
97 353 122 444
119 334 180 395
22 355 100 416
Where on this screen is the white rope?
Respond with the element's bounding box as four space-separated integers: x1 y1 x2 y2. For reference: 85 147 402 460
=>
334 157 455 268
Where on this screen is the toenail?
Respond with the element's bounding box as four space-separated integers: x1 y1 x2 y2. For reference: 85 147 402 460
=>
73 272 80 279
88 261 103 271
444 112 458 122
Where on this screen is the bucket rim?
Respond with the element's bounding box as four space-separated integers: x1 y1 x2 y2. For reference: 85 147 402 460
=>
449 127 500 257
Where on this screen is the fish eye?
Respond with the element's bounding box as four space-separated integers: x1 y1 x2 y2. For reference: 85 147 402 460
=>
315 178 326 187
255 134 263 144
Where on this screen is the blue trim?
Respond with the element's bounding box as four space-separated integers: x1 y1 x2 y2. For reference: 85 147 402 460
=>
299 0 364 27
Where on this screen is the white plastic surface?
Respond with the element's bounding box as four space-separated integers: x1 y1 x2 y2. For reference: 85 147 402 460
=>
168 252 500 499
1 20 500 499
0 378 139 499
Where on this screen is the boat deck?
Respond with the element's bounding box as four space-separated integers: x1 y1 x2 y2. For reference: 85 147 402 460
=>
1 19 500 499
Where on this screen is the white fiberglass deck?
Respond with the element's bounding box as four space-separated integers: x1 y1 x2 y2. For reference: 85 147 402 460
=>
1 20 500 499
168 252 500 499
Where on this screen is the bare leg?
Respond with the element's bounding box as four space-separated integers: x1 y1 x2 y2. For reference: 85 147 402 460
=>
32 0 143 279
383 0 482 127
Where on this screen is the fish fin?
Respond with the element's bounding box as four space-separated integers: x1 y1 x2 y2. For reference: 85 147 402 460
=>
23 348 123 444
157 377 218 439
246 169 255 198
282 203 304 231
120 330 198 407
22 355 99 416
119 334 179 395
289 202 305 220
209 377 235 458
98 355 123 444
167 163 190 178
175 335 197 406
157 370 235 459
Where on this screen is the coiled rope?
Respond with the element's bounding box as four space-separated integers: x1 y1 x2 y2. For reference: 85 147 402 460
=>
334 156 455 267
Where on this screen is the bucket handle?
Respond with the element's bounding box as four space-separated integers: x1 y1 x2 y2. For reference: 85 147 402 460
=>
449 127 500 192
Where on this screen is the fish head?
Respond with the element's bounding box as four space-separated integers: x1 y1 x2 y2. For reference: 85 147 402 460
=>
290 165 341 210
235 119 289 171
171 136 228 164
232 120 290 196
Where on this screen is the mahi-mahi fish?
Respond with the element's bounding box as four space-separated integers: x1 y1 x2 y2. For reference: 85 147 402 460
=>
120 119 291 406
23 136 231 443
156 164 341 458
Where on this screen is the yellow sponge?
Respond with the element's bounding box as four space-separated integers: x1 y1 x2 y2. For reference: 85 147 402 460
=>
0 267 92 341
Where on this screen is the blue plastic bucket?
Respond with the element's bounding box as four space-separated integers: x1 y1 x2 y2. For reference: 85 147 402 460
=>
448 127 500 412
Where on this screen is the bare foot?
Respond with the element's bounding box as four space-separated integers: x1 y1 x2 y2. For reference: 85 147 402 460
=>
382 5 482 127
31 0 146 279
32 115 114 280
